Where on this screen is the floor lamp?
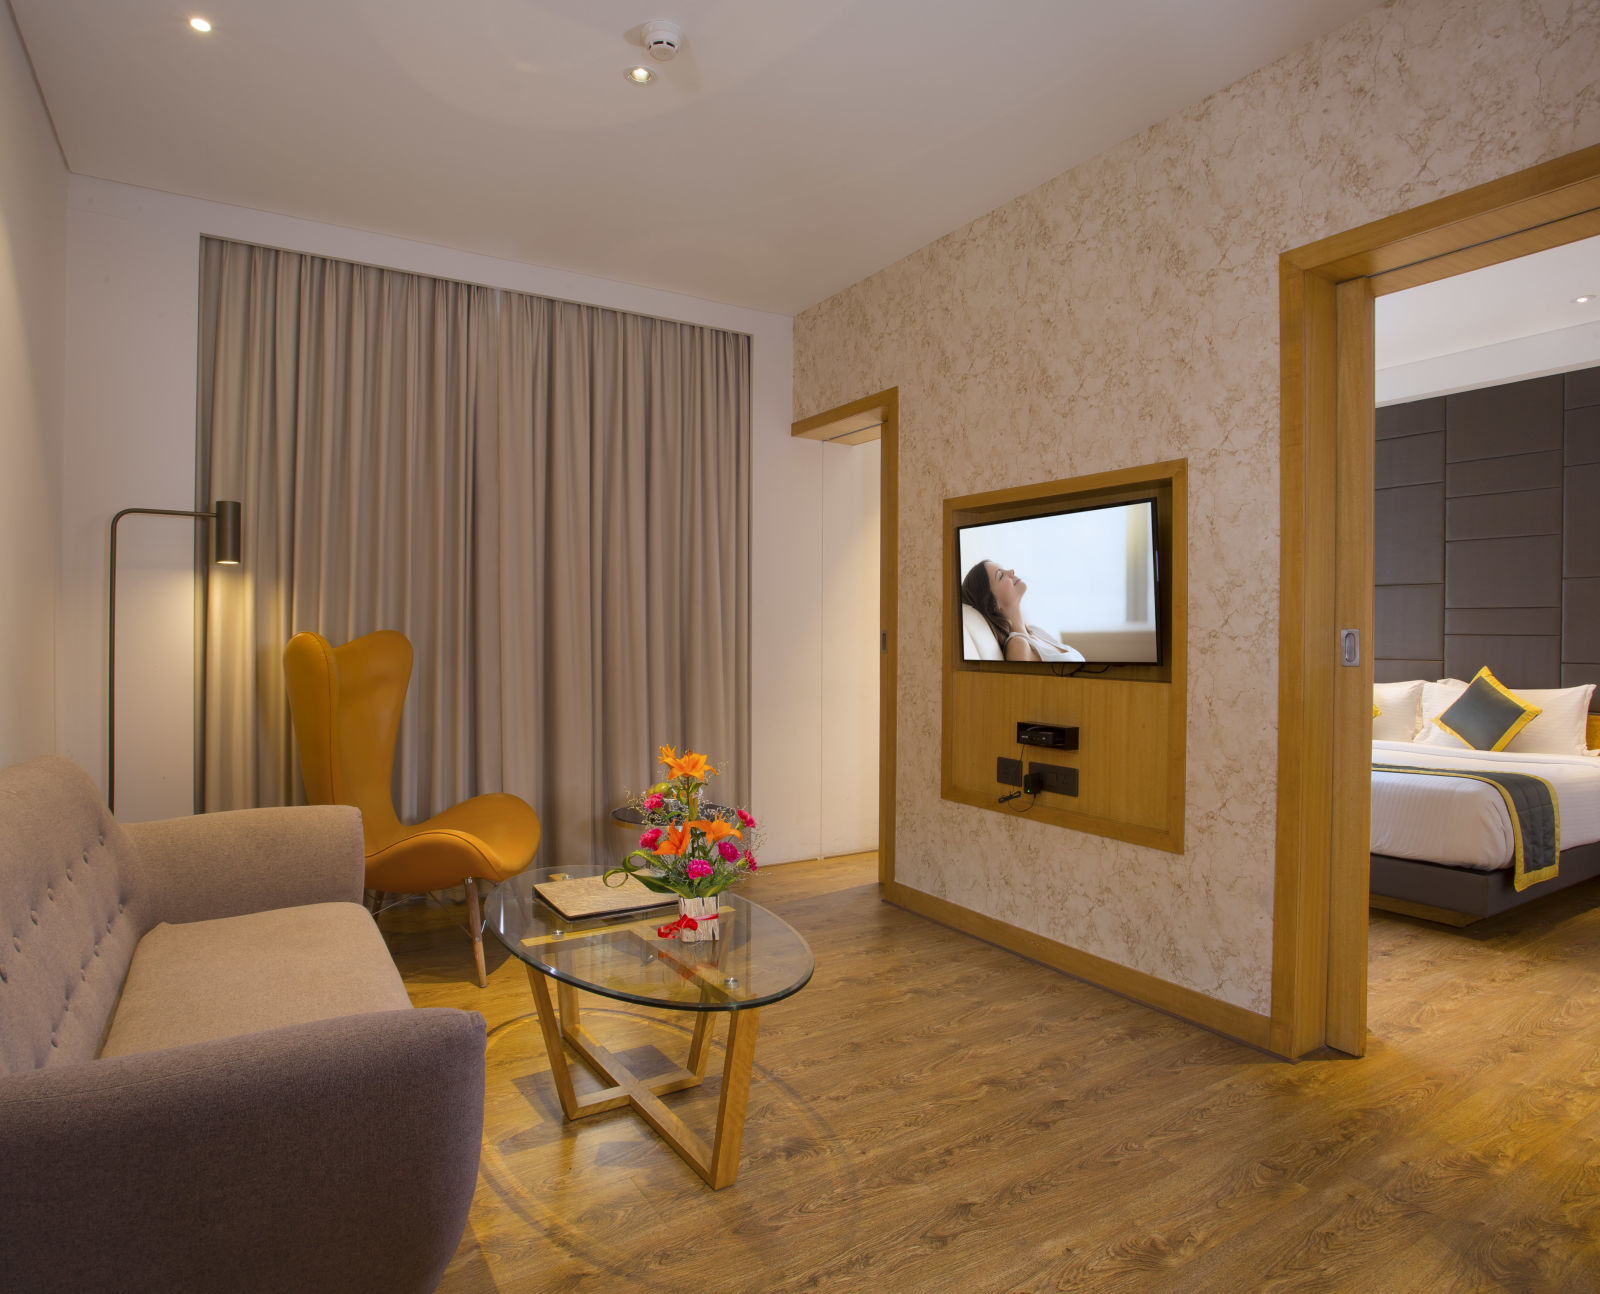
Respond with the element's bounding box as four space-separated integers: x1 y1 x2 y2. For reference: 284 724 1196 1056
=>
107 500 241 814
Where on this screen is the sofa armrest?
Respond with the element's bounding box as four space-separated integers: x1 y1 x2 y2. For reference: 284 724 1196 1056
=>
0 1008 484 1294
125 804 365 924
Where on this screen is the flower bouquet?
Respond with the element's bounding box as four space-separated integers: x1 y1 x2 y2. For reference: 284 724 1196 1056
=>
605 746 760 941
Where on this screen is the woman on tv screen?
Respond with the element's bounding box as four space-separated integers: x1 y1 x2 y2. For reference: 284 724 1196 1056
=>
960 560 1086 663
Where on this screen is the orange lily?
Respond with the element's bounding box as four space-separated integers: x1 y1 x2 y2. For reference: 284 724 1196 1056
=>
690 819 742 844
663 749 716 782
652 824 691 857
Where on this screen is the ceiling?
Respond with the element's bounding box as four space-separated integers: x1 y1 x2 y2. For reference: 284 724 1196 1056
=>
1376 233 1600 369
14 0 1384 315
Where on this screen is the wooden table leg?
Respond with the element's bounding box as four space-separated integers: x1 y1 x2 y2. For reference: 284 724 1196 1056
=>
557 980 581 1039
707 1008 759 1189
525 966 583 1119
687 1010 717 1077
522 967 762 1189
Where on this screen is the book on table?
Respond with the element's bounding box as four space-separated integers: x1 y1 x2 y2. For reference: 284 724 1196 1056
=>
533 873 676 922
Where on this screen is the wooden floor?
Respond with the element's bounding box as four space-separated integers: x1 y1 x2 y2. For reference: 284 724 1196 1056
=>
385 856 1600 1293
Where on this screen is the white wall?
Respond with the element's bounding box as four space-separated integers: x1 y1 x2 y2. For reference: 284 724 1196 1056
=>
60 176 821 863
819 439 880 856
0 7 65 767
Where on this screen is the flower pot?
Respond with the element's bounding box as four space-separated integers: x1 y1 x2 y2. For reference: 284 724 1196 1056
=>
677 894 720 942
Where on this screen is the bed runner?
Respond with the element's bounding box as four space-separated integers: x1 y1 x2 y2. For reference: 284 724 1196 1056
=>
1371 762 1562 891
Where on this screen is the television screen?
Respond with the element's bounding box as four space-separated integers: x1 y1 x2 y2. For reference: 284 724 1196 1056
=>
957 498 1160 665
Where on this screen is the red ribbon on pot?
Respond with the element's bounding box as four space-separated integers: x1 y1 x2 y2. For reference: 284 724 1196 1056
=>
656 911 718 939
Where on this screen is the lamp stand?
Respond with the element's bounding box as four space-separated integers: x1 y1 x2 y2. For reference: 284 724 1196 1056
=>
107 502 241 814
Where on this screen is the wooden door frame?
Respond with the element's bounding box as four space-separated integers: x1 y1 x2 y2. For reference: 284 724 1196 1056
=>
792 388 899 886
1273 143 1600 1059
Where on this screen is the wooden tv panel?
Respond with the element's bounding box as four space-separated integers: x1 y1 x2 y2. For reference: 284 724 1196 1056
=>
942 460 1187 852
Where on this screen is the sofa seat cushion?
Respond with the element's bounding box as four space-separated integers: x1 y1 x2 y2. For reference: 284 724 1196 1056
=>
99 902 411 1058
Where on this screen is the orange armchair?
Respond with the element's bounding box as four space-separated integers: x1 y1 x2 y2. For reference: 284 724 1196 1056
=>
283 629 541 986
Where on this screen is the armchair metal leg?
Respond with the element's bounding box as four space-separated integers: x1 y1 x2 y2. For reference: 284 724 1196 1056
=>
464 877 488 988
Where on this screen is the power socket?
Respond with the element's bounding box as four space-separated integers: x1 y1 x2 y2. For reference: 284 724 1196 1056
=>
1027 762 1079 797
996 756 1023 787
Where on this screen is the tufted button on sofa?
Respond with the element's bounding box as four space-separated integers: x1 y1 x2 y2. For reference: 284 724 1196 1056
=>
0 755 486 1294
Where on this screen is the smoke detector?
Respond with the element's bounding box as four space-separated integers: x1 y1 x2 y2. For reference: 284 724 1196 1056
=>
641 19 684 62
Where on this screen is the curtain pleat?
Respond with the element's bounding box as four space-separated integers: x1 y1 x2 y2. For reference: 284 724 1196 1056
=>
198 238 752 864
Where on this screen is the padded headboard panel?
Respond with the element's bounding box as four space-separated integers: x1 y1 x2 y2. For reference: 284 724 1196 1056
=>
1374 365 1600 703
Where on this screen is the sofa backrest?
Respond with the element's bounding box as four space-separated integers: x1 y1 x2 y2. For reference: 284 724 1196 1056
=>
0 756 149 1075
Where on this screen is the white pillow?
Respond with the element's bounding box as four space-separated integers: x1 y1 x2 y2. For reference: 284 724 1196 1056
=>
1372 680 1425 741
1416 678 1469 747
1500 683 1597 756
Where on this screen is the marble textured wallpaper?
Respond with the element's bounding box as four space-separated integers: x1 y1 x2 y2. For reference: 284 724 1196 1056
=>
793 0 1600 1014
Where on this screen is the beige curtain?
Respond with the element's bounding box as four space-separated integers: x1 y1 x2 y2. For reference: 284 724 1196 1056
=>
197 238 751 864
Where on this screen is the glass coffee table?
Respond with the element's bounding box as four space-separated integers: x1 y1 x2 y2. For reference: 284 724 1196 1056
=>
486 866 814 1189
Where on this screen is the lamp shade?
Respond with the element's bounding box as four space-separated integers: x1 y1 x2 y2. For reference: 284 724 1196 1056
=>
213 500 242 564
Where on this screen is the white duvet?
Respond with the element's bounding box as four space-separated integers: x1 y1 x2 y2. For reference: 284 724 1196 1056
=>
1371 740 1600 871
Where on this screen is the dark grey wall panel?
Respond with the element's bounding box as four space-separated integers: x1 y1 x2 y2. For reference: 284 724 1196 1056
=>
1376 431 1444 488
1446 535 1562 608
1566 577 1600 662
1445 375 1563 461
1567 461 1600 578
1447 450 1562 497
1376 585 1443 659
1445 487 1561 541
1377 397 1446 438
1563 664 1600 700
1566 405 1600 463
1376 484 1445 584
1569 366 1600 410
1378 363 1600 709
1446 607 1562 636
1444 635 1560 688
1376 659 1443 683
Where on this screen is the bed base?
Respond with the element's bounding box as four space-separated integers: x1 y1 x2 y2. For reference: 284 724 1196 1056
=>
1370 840 1600 925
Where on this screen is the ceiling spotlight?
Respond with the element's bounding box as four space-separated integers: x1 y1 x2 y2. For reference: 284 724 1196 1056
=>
1577 294 1596 304
189 16 212 32
641 19 684 61
625 65 654 84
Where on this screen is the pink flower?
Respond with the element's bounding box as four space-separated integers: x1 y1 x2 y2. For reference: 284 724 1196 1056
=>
643 793 665 811
736 808 756 828
686 859 713 880
742 850 758 871
639 827 663 849
717 839 741 862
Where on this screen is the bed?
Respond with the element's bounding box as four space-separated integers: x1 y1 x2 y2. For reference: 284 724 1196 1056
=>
1369 678 1600 925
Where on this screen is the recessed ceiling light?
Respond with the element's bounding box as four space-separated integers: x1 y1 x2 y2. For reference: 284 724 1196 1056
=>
189 16 212 32
625 65 654 84
1577 294 1596 304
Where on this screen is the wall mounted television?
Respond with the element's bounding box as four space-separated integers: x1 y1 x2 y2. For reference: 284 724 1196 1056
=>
956 497 1162 667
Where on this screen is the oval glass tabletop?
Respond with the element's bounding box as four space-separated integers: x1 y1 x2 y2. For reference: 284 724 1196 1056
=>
486 866 814 1012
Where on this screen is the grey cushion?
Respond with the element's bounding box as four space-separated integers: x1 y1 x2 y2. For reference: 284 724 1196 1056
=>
126 804 364 925
101 902 412 1058
1436 668 1542 751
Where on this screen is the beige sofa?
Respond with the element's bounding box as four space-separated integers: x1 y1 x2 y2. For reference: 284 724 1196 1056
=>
0 756 486 1294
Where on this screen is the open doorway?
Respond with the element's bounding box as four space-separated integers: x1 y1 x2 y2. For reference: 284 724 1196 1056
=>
1273 142 1600 1060
819 432 881 856
1362 233 1600 1027
792 390 900 885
